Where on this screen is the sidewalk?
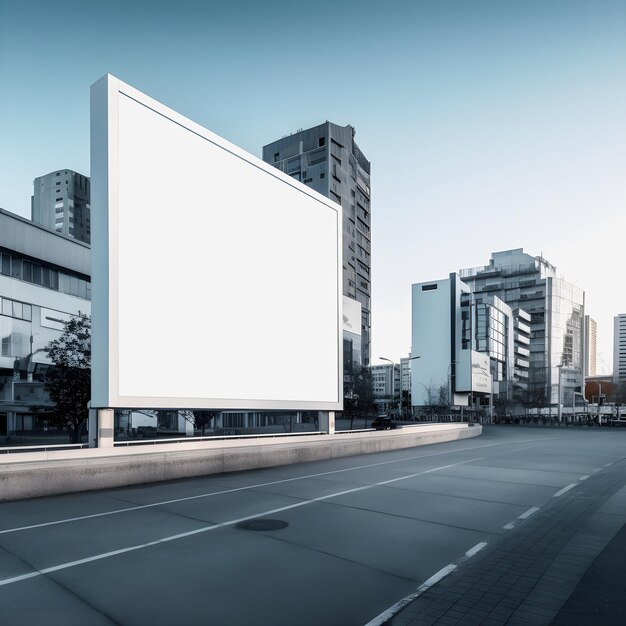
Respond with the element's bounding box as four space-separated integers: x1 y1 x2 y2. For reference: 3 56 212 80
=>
386 459 626 626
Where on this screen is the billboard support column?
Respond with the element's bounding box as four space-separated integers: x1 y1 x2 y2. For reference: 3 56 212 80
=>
318 411 335 435
88 403 98 448
97 409 115 448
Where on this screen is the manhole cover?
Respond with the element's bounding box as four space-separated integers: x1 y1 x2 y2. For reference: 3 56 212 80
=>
235 519 289 532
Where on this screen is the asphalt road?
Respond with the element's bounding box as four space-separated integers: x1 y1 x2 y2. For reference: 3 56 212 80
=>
0 426 624 626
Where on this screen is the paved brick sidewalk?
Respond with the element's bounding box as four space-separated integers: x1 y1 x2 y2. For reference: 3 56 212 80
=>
551 522 626 625
386 460 626 626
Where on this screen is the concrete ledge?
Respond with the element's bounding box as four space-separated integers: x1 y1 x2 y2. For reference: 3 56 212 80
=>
0 423 481 501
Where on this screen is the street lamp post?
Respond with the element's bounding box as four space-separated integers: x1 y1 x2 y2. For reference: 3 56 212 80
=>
447 361 456 408
404 355 421 418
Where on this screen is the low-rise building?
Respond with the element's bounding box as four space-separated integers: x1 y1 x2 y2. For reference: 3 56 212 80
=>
0 208 91 439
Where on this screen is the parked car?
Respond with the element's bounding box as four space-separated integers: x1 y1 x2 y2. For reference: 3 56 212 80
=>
371 415 398 430
136 426 157 437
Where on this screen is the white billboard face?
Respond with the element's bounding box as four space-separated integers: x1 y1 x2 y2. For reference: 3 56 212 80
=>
471 351 492 393
90 75 342 409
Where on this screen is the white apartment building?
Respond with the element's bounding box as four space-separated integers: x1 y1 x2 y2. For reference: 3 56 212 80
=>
585 316 597 377
613 314 626 384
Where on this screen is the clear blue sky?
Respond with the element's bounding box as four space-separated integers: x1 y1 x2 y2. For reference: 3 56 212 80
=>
1 0 625 372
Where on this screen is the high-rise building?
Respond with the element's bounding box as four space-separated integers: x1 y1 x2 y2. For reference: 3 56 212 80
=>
585 316 597 377
32 169 91 243
410 273 523 409
459 249 585 405
263 122 371 366
613 314 626 384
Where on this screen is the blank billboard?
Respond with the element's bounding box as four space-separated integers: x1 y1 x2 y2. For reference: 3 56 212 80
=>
90 75 342 410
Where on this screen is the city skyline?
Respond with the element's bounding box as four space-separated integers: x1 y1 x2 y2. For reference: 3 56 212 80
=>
1 0 624 372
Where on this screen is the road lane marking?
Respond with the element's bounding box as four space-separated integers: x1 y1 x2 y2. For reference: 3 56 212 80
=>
4 434 550 535
593 468 602 472
604 463 613 468
465 542 488 558
365 539 488 625
0 457 483 588
363 564 457 626
580 475 590 481
503 522 515 530
519 506 540 519
554 483 577 498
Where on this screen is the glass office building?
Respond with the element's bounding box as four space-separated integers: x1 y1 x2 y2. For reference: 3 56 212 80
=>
460 249 585 405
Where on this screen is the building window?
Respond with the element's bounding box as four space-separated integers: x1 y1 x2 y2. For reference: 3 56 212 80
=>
274 152 279 162
11 258 21 279
320 172 325 179
319 137 325 147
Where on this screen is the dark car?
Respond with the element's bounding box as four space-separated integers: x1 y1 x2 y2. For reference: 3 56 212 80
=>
371 415 398 430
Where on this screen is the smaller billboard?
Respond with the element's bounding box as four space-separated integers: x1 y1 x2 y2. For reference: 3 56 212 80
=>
471 351 492 393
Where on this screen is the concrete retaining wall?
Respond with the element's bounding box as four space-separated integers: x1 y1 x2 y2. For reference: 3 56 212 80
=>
0 423 481 501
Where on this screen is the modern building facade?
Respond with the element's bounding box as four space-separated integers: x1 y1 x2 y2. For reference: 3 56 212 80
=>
585 316 597 377
0 208 91 438
32 169 91 243
263 122 372 366
342 296 362 373
400 356 412 414
613 314 626 384
370 362 399 413
512 308 532 401
459 249 585 405
410 273 521 410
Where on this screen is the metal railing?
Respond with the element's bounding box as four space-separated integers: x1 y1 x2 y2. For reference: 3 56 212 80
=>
0 442 88 454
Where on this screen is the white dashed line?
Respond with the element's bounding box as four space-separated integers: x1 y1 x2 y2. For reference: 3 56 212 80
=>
554 483 577 498
363 564 458 626
519 506 540 520
604 463 613 468
593 468 602 472
503 522 515 530
365 538 489 625
579 475 590 481
465 542 488 558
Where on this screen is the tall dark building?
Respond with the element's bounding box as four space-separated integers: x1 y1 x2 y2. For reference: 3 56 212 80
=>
263 122 372 366
32 169 91 243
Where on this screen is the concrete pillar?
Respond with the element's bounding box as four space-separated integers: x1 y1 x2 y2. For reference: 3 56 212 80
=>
88 404 98 448
97 408 115 448
185 414 194 437
318 411 335 435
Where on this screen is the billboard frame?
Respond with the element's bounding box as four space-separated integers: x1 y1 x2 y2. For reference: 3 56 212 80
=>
90 74 342 411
